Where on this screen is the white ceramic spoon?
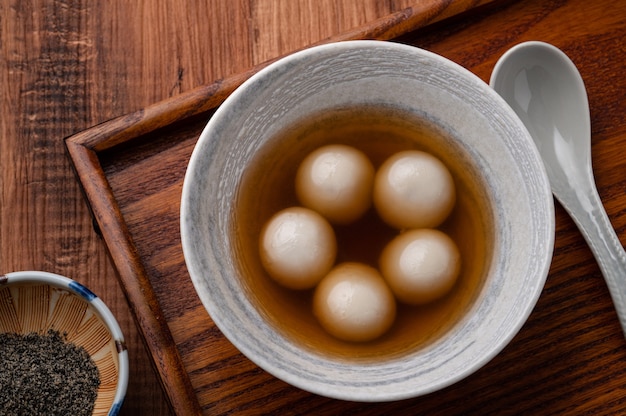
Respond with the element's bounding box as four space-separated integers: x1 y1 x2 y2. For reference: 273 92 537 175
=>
490 41 626 338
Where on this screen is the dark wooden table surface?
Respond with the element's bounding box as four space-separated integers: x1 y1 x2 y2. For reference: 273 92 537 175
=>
3 0 626 414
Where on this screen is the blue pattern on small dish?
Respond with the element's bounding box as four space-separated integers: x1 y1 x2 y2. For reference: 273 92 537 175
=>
69 280 97 301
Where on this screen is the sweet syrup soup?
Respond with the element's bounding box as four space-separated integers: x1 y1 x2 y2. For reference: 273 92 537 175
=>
232 105 494 361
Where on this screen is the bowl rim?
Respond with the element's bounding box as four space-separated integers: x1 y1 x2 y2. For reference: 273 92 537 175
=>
180 39 555 401
1 270 129 413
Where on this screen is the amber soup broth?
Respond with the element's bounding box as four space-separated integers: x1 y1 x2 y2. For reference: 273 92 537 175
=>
232 105 494 361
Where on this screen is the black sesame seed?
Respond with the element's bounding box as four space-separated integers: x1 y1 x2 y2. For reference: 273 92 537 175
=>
0 329 101 416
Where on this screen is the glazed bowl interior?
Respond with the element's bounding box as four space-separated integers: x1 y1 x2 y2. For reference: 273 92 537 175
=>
0 271 129 415
180 40 554 401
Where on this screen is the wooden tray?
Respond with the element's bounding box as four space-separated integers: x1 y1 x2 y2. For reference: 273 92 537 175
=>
66 0 626 414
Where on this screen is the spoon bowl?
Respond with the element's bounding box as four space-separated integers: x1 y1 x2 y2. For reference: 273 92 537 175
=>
491 41 626 338
491 42 592 200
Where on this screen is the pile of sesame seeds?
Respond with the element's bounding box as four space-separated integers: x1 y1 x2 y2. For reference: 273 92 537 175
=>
0 329 100 416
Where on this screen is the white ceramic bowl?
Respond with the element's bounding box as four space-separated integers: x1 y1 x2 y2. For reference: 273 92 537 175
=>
181 40 554 401
0 271 129 414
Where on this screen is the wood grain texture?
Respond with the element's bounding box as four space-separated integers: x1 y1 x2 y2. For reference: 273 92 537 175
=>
5 0 626 415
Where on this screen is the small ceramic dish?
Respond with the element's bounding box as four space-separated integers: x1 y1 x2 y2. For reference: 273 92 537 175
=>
181 40 555 401
0 271 128 415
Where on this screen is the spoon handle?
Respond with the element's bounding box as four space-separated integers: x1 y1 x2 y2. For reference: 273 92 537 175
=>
559 183 626 338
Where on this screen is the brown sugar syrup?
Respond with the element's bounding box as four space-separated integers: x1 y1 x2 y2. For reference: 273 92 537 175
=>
232 105 494 361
